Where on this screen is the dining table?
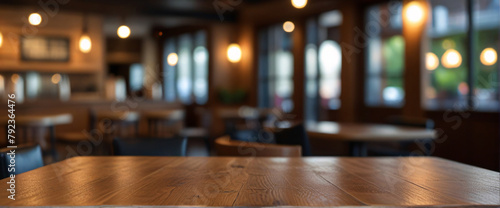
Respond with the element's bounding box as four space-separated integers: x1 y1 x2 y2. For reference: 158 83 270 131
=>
305 121 437 156
1 156 498 207
5 113 73 160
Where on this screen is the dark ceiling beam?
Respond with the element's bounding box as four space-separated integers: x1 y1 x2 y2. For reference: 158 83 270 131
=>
0 0 236 21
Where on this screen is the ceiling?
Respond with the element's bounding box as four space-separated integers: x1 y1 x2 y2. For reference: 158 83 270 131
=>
0 0 278 21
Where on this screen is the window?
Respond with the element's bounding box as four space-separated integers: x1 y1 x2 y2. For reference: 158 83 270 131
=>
473 0 499 111
424 0 468 109
424 0 499 111
129 63 144 93
365 2 405 107
163 30 209 105
258 24 294 112
304 10 343 121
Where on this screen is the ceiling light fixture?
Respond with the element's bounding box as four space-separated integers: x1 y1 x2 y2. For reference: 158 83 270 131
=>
79 15 92 53
227 43 242 63
480 48 497 66
404 1 425 24
283 21 295 33
291 0 307 9
167 53 179 66
117 25 131 39
29 13 42 26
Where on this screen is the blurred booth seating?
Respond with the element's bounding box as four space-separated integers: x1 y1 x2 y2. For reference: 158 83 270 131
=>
0 144 44 179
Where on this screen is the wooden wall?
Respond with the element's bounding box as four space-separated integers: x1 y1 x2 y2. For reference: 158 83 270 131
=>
0 6 105 74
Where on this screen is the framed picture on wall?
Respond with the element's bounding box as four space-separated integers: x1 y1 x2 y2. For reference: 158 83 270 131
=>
20 36 70 62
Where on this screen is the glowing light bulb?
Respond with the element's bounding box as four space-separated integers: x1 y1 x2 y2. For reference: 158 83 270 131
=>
480 48 497 66
291 0 307 9
11 74 20 84
227 43 242 63
426 52 439 70
51 73 61 84
167 53 179 66
29 13 42 26
117 25 131 39
404 2 424 23
79 34 92 53
0 32 3 48
283 21 295 33
442 49 462 69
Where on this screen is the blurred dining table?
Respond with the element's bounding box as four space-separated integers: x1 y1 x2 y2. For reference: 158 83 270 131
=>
5 113 73 160
305 121 437 156
0 156 498 207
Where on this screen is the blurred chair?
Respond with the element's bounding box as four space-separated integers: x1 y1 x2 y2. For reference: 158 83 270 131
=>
215 136 301 157
0 144 44 179
57 109 103 156
219 106 271 136
273 123 312 156
369 116 435 156
112 137 187 156
179 107 212 155
143 109 184 137
95 110 140 138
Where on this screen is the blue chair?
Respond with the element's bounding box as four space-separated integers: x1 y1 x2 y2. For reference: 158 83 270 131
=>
112 137 187 156
0 144 44 179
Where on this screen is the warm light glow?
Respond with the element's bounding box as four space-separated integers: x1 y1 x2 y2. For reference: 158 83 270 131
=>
51 73 61 84
29 13 42 26
0 32 3 48
291 0 307 9
442 49 462 69
167 53 179 66
480 48 497 66
426 52 439 70
79 34 92 53
227 43 242 63
117 25 131 39
404 2 424 23
11 74 20 84
283 21 295 33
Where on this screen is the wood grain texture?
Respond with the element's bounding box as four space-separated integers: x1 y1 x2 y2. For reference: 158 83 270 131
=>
306 121 436 141
0 156 498 207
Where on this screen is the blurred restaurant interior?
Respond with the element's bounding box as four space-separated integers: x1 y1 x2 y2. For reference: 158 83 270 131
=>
0 0 499 206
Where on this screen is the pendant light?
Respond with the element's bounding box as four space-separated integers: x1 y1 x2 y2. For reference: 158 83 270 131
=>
79 14 92 53
117 17 131 39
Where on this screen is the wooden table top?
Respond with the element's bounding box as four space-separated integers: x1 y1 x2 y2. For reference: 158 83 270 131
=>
95 111 140 121
1 156 498 207
306 121 436 142
8 113 73 126
142 109 184 120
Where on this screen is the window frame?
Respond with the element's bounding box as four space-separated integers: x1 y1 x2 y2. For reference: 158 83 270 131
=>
159 26 211 106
